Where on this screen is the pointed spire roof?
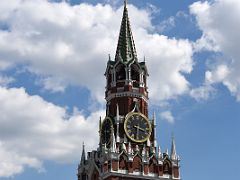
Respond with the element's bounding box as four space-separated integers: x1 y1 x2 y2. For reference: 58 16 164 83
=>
128 141 133 155
158 145 162 159
80 142 86 165
166 148 169 155
115 0 138 63
171 135 177 160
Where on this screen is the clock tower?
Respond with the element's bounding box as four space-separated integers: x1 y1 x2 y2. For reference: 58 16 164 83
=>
77 1 181 179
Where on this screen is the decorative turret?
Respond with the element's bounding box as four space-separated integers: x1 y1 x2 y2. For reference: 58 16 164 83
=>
80 142 86 165
171 135 177 160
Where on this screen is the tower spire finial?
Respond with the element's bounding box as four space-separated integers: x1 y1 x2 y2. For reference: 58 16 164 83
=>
124 0 127 8
80 142 86 165
115 0 137 62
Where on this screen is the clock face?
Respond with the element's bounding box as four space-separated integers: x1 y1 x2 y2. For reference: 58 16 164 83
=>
100 117 113 145
124 112 151 143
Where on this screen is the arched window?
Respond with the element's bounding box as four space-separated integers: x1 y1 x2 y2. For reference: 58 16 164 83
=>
149 158 158 174
81 173 87 180
163 160 172 175
131 65 140 82
116 64 126 81
107 73 112 86
132 156 142 172
119 155 127 170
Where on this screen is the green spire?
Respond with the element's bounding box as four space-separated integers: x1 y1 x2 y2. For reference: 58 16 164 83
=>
115 0 137 63
80 142 86 165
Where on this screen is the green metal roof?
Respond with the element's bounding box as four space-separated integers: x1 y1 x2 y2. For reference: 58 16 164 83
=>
114 0 138 63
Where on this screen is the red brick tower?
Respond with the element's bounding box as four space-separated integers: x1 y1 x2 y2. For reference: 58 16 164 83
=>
77 1 181 179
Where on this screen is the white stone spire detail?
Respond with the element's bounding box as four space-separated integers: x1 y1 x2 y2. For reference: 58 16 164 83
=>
147 137 151 147
116 104 120 143
158 145 162 159
111 129 116 153
116 103 120 121
166 148 169 156
128 141 133 155
153 111 157 147
135 144 139 152
151 145 156 154
142 145 146 157
171 135 177 160
124 134 127 143
121 143 127 152
103 143 108 154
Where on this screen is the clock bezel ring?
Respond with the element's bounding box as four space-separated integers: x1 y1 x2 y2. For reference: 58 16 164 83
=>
124 112 152 143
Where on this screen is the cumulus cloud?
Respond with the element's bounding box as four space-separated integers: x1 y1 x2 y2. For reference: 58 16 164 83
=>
0 75 14 87
141 36 193 102
190 0 240 101
0 0 195 177
0 86 104 177
158 16 175 32
190 85 215 101
0 143 43 177
160 111 175 124
0 0 193 103
36 76 66 93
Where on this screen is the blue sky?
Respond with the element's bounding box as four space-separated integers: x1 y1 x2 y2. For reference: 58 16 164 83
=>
0 0 239 180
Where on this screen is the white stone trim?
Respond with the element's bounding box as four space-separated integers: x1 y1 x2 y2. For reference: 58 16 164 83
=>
106 91 148 102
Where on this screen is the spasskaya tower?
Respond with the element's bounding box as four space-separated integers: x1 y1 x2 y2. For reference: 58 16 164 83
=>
77 1 181 179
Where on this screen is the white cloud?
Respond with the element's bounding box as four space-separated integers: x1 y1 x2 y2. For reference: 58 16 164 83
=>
205 64 230 84
0 0 195 177
158 16 175 32
0 0 193 103
190 85 215 101
0 86 104 177
160 111 175 124
141 36 193 102
190 0 240 101
0 143 43 177
37 76 66 93
0 75 14 87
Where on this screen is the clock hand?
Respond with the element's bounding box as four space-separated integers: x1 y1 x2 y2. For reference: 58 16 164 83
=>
136 125 139 140
134 125 145 132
